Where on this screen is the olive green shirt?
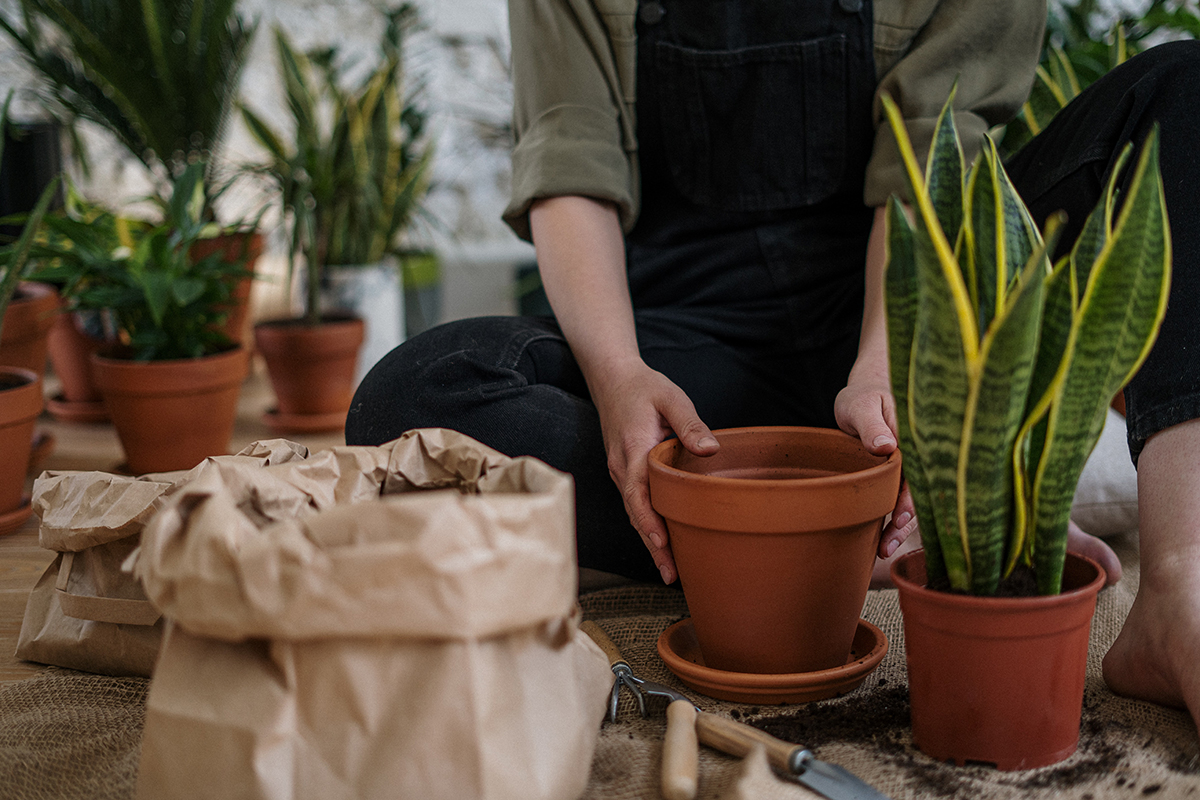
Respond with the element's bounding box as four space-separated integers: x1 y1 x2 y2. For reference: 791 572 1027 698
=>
503 0 1047 242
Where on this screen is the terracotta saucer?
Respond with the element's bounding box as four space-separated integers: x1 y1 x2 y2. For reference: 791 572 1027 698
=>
657 617 888 705
46 394 110 424
0 497 33 536
262 407 346 434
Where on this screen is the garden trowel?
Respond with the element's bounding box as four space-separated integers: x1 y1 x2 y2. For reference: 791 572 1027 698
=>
580 621 891 800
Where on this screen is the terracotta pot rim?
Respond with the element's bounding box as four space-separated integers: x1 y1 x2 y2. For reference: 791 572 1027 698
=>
254 314 363 330
648 425 900 489
91 345 246 368
0 366 39 385
890 549 1106 610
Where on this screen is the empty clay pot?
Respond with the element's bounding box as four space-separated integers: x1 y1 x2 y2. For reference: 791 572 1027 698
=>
892 549 1105 770
0 282 59 378
647 426 901 675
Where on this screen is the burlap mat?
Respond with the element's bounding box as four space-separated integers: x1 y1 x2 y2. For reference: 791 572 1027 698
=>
2 530 1197 799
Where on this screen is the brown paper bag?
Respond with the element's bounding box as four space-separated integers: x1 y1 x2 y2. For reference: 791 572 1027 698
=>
132 428 613 800
15 440 312 677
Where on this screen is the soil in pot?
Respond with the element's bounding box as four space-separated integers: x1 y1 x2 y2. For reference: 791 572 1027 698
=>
254 315 365 433
647 426 901 677
0 367 42 534
91 347 250 474
892 549 1106 771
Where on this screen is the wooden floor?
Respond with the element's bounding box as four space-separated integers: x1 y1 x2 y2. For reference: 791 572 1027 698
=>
0 359 345 685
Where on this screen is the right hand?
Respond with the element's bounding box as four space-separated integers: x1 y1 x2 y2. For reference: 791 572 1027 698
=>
589 357 718 584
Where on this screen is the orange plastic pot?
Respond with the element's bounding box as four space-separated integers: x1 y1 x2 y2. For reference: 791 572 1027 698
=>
0 367 42 534
647 426 901 675
892 549 1105 770
91 347 250 474
0 282 59 378
254 315 365 432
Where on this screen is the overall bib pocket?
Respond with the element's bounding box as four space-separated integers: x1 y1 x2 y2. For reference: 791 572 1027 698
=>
654 35 850 212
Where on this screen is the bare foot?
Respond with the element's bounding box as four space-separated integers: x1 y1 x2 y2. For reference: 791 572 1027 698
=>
1067 520 1122 586
1102 419 1200 730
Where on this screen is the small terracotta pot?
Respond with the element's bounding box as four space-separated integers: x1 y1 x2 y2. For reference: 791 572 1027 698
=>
0 367 42 533
892 549 1105 770
91 347 250 474
0 282 60 378
45 309 109 422
647 426 901 675
190 231 264 348
254 315 365 432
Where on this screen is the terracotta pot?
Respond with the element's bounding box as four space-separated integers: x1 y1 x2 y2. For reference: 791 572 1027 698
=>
892 549 1105 770
647 426 901 675
0 367 42 534
45 309 109 422
0 281 60 377
254 315 365 433
91 347 250 475
190 231 264 347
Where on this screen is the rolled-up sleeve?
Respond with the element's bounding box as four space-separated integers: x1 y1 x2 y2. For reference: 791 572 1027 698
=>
865 0 1047 207
503 0 638 241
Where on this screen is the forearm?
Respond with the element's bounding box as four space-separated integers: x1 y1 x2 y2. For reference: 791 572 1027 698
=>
529 195 641 392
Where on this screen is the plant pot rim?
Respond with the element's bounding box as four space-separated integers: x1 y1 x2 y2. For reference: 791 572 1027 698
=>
254 314 364 329
0 366 39 385
91 344 247 367
890 548 1107 610
648 425 900 489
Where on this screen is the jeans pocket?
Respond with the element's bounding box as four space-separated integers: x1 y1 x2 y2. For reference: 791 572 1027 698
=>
654 35 849 212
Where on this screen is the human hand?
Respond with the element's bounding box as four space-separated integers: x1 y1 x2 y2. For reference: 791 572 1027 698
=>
834 369 917 558
590 358 718 584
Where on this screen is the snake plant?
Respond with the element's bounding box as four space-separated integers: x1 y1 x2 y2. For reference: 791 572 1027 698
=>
883 91 1171 595
239 4 432 326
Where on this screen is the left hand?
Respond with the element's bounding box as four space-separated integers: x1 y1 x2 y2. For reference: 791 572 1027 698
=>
834 370 916 559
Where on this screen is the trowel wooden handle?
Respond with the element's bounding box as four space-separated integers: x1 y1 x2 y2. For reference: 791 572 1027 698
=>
694 712 804 775
661 699 699 800
580 620 627 668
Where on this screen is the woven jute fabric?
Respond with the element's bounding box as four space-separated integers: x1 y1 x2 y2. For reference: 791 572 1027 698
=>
2 530 1198 799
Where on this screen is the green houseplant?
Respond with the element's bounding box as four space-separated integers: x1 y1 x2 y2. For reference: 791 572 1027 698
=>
882 91 1170 769
28 162 254 473
240 4 431 432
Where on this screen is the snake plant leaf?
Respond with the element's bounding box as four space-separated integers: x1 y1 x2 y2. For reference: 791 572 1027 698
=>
959 237 1049 593
926 89 965 276
1030 130 1171 594
1073 144 1132 298
884 197 944 577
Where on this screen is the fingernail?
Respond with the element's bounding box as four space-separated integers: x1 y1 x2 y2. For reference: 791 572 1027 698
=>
894 512 912 530
873 434 895 448
649 532 664 549
884 538 899 558
659 564 673 584
697 436 718 449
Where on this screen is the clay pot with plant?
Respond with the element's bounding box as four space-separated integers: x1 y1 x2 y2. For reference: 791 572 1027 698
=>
241 4 432 433
30 163 254 474
880 91 1170 770
0 176 58 533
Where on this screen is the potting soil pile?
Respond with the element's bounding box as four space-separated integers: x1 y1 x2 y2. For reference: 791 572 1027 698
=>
1 525 1197 797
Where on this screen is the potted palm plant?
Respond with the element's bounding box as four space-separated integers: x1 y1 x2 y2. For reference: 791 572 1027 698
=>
29 163 254 474
0 0 263 349
882 91 1170 770
240 3 432 433
0 169 58 534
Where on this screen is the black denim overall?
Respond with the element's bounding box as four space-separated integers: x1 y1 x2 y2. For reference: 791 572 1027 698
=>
347 0 880 583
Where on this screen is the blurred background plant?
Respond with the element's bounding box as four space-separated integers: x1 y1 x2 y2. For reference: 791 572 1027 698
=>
0 0 256 207
1001 0 1200 155
240 2 432 326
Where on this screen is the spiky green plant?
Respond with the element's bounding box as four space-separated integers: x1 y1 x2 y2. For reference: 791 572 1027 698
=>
239 4 432 326
0 0 255 189
884 91 1171 596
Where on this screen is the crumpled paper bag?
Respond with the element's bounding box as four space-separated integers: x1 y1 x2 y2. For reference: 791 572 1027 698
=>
15 439 309 676
132 428 613 800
